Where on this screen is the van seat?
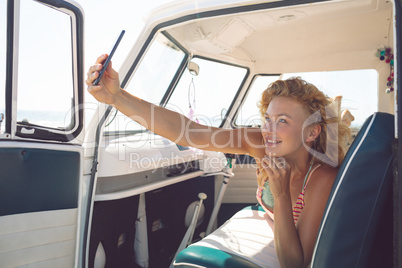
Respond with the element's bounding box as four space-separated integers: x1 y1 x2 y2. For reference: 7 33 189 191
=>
174 112 394 268
175 205 277 267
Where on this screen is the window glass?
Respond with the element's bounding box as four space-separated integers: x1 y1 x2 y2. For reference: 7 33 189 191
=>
167 58 247 127
17 0 73 129
235 75 280 126
0 0 6 134
282 70 378 128
105 33 185 133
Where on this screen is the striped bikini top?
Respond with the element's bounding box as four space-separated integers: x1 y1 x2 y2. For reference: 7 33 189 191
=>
256 163 321 224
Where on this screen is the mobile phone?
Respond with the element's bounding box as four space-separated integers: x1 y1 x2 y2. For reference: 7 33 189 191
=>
93 30 125 85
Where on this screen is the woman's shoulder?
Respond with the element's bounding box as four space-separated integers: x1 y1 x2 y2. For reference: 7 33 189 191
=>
307 163 338 193
314 163 338 179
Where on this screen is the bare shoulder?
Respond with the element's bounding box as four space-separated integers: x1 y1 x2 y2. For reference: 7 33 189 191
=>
306 164 338 196
314 164 338 180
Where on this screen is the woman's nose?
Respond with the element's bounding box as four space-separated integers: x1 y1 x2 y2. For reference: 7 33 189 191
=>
262 121 276 133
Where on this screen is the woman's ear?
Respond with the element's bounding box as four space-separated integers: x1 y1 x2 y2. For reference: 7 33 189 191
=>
306 124 321 142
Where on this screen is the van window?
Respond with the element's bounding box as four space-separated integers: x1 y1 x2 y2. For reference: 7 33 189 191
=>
0 0 6 134
236 70 378 129
167 57 247 127
235 75 280 126
17 0 74 129
105 33 186 133
282 70 378 128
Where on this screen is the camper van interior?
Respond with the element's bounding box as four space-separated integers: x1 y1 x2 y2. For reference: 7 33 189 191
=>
0 0 400 267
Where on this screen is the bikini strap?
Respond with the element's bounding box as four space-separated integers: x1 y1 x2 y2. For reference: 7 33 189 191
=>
302 163 321 189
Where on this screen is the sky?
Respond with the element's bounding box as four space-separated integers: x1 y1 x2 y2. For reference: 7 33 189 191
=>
76 0 176 103
76 0 173 74
75 0 181 128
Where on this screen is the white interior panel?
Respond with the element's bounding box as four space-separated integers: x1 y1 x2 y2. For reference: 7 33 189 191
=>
0 209 77 268
222 164 258 204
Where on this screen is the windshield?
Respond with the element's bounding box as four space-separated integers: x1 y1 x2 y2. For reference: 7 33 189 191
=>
106 34 248 133
167 57 247 128
105 33 186 133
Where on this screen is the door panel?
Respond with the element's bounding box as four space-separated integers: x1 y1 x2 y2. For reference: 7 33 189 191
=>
0 144 82 267
0 209 77 268
0 147 80 216
0 0 85 266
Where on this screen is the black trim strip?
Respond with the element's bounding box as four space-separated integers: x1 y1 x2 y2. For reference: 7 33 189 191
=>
159 57 188 106
5 0 14 135
159 31 190 106
394 1 402 267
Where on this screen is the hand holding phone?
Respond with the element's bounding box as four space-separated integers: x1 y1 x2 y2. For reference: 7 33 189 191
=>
93 30 125 85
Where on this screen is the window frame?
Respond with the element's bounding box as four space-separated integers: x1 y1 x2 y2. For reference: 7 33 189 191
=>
164 54 250 128
103 31 190 136
232 74 281 128
106 31 250 135
4 0 84 142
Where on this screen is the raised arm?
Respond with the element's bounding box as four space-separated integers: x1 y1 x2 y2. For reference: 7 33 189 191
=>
86 54 263 156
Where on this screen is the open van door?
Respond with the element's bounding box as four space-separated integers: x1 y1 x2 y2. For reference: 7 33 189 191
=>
0 0 84 267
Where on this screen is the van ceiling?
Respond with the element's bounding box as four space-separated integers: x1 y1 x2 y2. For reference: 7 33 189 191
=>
166 0 393 73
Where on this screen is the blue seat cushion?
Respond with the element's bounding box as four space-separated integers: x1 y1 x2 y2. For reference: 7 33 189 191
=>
174 245 261 268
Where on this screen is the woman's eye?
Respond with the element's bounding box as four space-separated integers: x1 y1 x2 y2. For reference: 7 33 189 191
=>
278 118 287 123
265 117 271 122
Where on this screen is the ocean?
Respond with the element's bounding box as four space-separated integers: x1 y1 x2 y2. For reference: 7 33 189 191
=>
0 110 72 130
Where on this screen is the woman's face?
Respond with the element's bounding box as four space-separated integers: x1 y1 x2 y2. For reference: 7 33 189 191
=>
261 96 310 157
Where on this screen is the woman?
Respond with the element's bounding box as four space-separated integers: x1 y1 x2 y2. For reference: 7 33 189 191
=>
86 54 350 267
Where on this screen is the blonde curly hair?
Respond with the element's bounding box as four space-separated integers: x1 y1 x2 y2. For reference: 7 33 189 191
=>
256 77 351 186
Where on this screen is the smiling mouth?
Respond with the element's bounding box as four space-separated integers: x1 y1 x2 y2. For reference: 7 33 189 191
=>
266 138 281 146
